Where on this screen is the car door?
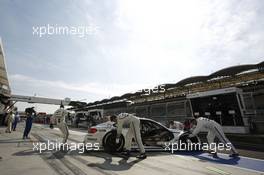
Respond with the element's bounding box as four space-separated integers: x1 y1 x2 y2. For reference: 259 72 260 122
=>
140 119 174 146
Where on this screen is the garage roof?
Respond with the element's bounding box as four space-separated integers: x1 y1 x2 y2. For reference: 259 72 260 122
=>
85 61 263 107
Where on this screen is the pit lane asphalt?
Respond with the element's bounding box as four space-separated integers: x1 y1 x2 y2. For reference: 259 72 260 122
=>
0 123 263 175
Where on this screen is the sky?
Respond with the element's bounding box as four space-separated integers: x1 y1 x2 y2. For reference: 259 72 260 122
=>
0 0 263 113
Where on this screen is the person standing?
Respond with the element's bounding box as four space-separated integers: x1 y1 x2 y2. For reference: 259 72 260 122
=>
5 109 14 133
12 107 20 131
50 104 69 143
23 107 36 139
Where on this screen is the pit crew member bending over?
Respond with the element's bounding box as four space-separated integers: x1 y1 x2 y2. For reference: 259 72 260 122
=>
190 117 239 157
110 113 147 159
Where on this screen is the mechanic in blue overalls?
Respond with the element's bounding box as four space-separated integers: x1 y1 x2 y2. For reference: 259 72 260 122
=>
23 107 36 139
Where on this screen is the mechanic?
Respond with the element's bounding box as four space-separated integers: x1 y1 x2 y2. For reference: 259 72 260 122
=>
110 113 147 159
12 107 20 131
50 104 69 144
5 108 14 133
169 120 184 130
189 117 239 157
23 107 36 139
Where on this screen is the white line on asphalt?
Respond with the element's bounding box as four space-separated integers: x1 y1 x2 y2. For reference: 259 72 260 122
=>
174 155 199 161
205 166 231 175
223 163 264 174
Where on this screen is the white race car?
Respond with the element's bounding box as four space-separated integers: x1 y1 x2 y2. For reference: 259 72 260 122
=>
83 118 200 152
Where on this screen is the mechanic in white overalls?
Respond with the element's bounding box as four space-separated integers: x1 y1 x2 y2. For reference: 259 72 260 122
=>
5 108 14 133
111 113 147 159
50 104 69 143
190 117 239 157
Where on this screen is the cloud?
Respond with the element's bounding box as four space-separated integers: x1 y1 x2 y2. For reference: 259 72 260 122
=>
2 0 264 105
195 0 264 66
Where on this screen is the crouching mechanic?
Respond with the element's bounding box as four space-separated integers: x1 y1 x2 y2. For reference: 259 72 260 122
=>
189 117 239 157
50 104 69 144
110 113 147 159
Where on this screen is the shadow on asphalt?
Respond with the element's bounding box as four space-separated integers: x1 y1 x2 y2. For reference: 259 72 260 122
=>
85 152 144 171
0 139 31 144
13 149 42 156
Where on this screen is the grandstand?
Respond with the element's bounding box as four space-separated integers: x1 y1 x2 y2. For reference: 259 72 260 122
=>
78 61 264 134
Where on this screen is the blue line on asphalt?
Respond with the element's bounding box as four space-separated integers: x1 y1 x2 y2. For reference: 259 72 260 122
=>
175 151 264 172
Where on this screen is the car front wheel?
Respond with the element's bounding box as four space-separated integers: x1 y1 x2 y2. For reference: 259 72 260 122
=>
103 130 125 153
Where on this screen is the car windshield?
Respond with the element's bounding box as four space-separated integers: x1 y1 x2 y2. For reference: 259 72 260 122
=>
140 120 166 133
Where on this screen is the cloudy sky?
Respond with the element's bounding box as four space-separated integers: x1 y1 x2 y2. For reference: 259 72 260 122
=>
0 0 263 113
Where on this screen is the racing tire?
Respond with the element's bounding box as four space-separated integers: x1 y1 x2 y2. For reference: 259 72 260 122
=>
178 133 201 151
83 141 90 153
102 130 125 153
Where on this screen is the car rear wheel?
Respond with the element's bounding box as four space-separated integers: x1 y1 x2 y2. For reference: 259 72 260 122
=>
103 130 125 153
83 141 90 153
178 133 201 151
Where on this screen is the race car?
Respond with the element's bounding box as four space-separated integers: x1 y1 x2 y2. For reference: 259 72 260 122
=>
83 118 200 152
